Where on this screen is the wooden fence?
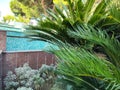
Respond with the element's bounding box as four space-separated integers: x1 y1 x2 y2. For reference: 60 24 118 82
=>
0 50 55 90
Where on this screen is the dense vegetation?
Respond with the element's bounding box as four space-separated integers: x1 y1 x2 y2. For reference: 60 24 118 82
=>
4 0 67 23
25 0 120 89
4 64 56 90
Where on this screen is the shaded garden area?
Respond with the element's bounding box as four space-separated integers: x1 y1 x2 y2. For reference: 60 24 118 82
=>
1 0 120 90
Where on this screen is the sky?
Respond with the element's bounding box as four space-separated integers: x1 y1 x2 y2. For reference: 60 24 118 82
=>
0 0 13 17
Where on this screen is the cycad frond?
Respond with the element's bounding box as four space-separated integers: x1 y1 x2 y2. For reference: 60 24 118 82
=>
24 0 120 89
110 0 120 23
69 24 120 68
25 0 119 46
51 44 120 90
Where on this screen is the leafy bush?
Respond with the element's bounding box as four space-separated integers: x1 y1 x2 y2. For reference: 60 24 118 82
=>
4 63 56 90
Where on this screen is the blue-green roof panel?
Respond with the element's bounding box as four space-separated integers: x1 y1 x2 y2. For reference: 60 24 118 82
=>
0 23 53 51
6 31 50 51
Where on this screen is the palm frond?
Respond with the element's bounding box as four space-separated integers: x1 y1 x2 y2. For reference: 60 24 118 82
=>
51 43 120 90
110 0 120 23
69 24 120 68
25 0 120 46
24 1 120 89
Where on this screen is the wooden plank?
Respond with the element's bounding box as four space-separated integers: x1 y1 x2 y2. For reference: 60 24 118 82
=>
0 51 2 90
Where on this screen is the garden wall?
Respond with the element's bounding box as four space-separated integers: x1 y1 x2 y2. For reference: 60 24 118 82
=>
0 51 56 90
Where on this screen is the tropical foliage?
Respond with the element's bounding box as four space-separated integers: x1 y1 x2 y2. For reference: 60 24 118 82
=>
25 0 120 45
51 25 120 90
25 0 120 89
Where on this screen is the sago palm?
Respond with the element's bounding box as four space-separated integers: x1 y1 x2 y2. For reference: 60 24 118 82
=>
50 24 120 90
24 0 120 89
25 0 120 45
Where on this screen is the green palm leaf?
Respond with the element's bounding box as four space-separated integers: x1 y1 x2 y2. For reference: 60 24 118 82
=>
51 43 120 90
69 24 120 68
24 1 120 89
25 0 119 46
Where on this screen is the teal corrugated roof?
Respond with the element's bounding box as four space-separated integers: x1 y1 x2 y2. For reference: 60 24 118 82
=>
0 23 56 51
0 23 51 51
0 23 23 32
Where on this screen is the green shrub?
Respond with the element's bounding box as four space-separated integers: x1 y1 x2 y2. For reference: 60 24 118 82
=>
4 63 56 90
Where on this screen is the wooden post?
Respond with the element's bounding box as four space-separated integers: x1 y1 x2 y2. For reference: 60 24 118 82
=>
0 31 6 51
0 50 2 90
